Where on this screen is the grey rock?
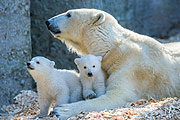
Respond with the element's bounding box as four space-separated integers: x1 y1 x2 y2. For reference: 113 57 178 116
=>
0 0 32 108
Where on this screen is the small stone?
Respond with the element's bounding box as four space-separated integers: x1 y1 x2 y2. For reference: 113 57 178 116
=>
130 102 135 107
136 99 146 105
20 80 25 86
25 5 29 11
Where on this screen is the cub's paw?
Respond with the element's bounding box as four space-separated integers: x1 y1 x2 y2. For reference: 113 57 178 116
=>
85 92 96 99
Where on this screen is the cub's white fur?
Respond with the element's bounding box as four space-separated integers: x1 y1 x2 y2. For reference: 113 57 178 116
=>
27 56 82 117
74 54 105 99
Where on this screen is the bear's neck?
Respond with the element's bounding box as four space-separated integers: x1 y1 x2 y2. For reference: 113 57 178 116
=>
32 69 54 83
83 24 119 57
84 23 141 56
58 36 89 56
82 24 127 74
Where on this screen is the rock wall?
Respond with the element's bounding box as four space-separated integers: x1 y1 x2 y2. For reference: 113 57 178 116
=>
31 0 180 70
0 0 32 108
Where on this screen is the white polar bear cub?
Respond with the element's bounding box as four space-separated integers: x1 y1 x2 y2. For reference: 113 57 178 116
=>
74 54 105 99
27 56 82 117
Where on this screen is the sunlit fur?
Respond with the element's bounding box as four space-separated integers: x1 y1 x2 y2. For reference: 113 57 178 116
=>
27 56 82 117
48 9 180 119
75 54 105 99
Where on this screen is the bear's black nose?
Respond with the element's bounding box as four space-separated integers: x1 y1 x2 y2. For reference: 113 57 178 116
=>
45 20 50 27
88 72 93 77
45 20 61 34
27 62 31 66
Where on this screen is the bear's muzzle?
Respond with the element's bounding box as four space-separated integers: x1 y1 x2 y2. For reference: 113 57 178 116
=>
45 20 61 34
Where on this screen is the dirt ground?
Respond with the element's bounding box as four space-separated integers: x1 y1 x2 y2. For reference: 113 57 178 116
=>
0 90 179 120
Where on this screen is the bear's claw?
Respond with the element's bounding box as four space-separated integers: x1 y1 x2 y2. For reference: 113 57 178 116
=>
50 110 58 115
51 110 61 119
86 93 96 99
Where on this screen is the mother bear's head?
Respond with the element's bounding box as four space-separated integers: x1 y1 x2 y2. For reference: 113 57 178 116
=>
46 9 120 56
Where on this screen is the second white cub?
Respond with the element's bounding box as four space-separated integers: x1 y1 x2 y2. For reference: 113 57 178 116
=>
74 54 105 99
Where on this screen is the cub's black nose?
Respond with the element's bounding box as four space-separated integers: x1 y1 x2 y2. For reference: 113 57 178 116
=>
88 72 93 77
27 62 30 66
45 20 50 27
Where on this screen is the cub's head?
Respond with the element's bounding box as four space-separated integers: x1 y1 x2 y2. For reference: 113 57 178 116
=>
46 9 117 55
74 54 102 78
26 56 55 77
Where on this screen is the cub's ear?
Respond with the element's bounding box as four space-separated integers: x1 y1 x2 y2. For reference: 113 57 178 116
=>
50 61 55 67
74 58 80 65
93 13 105 25
97 56 102 62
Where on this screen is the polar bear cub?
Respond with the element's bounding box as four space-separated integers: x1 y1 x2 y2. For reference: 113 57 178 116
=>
74 54 105 99
27 56 82 117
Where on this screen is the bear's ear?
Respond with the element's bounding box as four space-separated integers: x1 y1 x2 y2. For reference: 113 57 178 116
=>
93 13 105 25
50 61 55 67
97 56 102 62
74 58 80 65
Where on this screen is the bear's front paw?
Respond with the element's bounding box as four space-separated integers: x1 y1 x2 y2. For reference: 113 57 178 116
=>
85 92 96 99
52 106 71 120
52 103 80 120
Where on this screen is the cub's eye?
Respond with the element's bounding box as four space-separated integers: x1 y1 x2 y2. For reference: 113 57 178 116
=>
84 66 86 69
36 61 40 64
93 65 95 68
66 13 71 17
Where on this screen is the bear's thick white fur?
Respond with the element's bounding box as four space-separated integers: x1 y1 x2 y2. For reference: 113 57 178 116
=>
27 56 82 117
47 9 180 119
74 54 105 99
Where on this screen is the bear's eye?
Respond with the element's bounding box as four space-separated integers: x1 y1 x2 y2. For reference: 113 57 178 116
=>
36 61 40 64
84 66 87 69
66 13 71 18
93 65 95 68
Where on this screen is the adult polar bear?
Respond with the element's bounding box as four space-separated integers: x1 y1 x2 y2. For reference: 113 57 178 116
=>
46 9 180 119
